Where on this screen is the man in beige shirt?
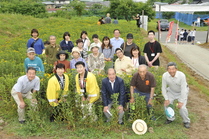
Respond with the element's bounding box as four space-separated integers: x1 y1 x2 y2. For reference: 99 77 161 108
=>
114 48 134 75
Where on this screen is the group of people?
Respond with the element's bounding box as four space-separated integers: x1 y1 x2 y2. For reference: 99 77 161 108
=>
178 28 196 45
11 28 190 129
98 13 118 25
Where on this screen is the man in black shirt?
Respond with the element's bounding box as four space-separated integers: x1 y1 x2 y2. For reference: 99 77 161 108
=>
143 30 162 67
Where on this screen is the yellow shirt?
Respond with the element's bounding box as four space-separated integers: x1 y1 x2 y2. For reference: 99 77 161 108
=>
75 72 100 103
46 74 69 107
114 56 134 75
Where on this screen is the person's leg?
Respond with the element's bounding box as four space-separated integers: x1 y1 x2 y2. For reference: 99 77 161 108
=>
11 89 27 122
118 105 124 124
164 88 176 121
104 103 113 122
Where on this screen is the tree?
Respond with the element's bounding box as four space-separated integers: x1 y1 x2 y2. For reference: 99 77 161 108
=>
67 0 86 16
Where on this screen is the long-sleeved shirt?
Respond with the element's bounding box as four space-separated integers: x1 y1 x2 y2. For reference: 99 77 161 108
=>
100 47 114 60
60 40 74 52
162 71 189 103
70 57 87 70
75 72 100 103
46 74 69 107
27 38 44 55
114 56 134 75
45 44 61 64
88 53 105 73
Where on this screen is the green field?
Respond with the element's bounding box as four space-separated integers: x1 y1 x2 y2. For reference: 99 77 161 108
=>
0 13 198 138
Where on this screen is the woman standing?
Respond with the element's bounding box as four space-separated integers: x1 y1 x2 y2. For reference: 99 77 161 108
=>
60 32 74 52
130 46 146 68
80 31 90 51
133 14 141 28
27 29 44 55
100 36 114 70
88 45 105 74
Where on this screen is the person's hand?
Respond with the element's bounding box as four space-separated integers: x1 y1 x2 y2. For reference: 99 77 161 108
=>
117 105 123 113
103 106 109 112
130 97 135 103
54 99 58 103
19 101 26 109
82 96 86 102
148 99 153 105
31 99 37 104
164 100 170 107
148 62 153 67
177 102 183 109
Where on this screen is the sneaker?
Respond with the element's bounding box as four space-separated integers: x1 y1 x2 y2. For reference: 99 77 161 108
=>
19 120 25 124
165 119 173 124
184 122 190 128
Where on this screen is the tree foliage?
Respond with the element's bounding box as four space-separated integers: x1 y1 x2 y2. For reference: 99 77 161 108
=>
67 0 86 16
107 0 155 21
0 1 46 17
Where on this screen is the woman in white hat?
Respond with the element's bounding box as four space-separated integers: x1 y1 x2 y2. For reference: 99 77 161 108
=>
70 47 87 70
88 45 105 74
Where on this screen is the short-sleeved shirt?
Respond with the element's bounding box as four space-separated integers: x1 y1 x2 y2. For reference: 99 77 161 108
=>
110 37 124 50
143 41 162 66
120 42 137 57
12 75 40 94
130 71 156 93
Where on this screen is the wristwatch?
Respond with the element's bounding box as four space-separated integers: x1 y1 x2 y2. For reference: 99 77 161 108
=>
150 97 154 100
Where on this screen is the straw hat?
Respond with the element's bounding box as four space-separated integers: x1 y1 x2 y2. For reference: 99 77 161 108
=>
132 119 147 135
165 107 175 118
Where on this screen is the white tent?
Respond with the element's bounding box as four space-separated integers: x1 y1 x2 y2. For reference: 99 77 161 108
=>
156 5 209 13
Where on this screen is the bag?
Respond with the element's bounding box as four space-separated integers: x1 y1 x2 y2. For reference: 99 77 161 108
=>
31 38 39 48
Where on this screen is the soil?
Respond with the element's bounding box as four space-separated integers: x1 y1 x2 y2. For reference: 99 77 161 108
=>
1 47 209 139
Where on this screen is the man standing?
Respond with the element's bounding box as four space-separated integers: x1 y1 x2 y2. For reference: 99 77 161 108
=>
162 62 190 128
114 48 134 75
105 13 111 24
11 67 40 124
130 65 156 116
191 29 196 45
102 68 126 125
120 33 137 57
45 35 61 64
143 30 162 67
110 29 124 50
75 61 100 119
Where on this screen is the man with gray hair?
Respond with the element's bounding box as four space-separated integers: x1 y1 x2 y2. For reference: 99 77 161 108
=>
130 64 156 117
162 62 190 128
101 68 126 124
45 35 61 64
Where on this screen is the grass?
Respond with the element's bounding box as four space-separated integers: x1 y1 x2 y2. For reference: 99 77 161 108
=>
0 13 206 138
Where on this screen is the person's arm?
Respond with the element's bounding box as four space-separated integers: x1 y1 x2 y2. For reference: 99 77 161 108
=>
27 39 31 48
119 79 126 106
40 39 45 50
130 86 135 103
24 59 28 72
101 79 108 112
150 53 160 64
46 78 58 106
39 58 45 73
17 92 25 109
162 73 170 106
148 87 155 105
144 53 150 63
87 55 93 72
124 58 134 74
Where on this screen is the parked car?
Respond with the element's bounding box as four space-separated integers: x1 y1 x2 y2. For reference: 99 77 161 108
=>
156 19 169 31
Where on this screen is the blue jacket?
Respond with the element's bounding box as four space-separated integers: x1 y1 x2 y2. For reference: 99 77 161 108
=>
101 76 126 106
27 38 45 55
60 40 74 52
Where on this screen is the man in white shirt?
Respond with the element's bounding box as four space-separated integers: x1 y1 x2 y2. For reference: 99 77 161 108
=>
162 62 190 128
191 29 196 45
110 29 124 50
11 67 40 124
